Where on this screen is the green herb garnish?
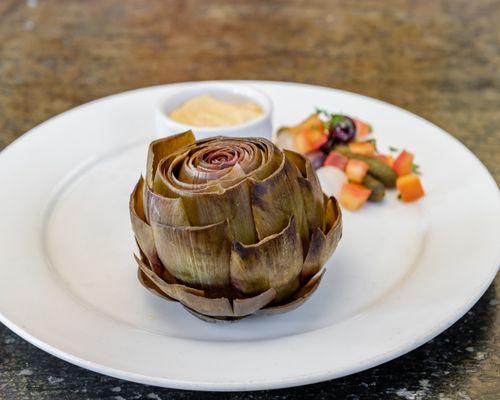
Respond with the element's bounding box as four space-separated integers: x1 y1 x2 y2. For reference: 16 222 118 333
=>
315 107 352 129
412 163 422 175
328 114 344 126
389 146 399 153
315 107 330 118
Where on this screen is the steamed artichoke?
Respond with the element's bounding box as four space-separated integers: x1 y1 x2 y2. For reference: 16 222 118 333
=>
130 131 342 321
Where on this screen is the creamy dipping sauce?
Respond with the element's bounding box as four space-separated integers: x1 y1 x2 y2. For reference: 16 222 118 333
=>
169 94 263 127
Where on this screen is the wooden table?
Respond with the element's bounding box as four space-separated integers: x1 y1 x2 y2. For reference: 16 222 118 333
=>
1 1 498 398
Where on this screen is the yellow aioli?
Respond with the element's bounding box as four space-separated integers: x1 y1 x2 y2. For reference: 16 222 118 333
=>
169 94 263 127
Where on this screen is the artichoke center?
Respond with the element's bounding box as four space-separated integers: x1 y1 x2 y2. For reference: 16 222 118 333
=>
199 146 243 170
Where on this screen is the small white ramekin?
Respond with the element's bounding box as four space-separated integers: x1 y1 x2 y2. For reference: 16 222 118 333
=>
155 82 273 140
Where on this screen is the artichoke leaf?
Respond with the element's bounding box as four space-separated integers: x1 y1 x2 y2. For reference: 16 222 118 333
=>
301 197 342 282
178 295 234 318
146 130 195 188
144 183 189 227
230 216 303 302
153 152 222 196
136 243 179 284
250 156 308 244
130 177 163 275
153 151 195 196
171 147 247 192
297 177 324 232
136 255 234 317
284 149 324 231
151 219 232 289
233 288 276 317
249 140 281 181
324 195 342 233
137 268 174 301
215 162 247 186
260 270 325 315
135 254 203 298
182 307 240 323
179 179 257 244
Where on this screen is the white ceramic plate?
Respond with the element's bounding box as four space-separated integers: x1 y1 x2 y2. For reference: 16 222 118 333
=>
0 81 498 391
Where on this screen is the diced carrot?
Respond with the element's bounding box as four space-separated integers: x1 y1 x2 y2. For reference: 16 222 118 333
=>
295 128 328 153
393 150 414 177
348 141 376 156
339 183 372 211
397 174 425 202
354 119 372 140
291 114 327 153
345 159 369 183
376 154 395 168
289 114 325 136
300 114 324 130
324 151 348 170
307 130 328 150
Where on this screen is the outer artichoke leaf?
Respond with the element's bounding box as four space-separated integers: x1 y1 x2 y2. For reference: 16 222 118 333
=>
130 177 163 275
136 255 234 317
137 268 174 301
131 176 147 221
230 216 303 302
232 288 276 317
137 254 236 318
151 219 232 289
250 156 308 244
177 294 234 318
282 149 307 177
259 270 325 315
180 179 257 244
287 149 324 209
146 130 195 188
136 243 179 284
301 197 342 282
144 183 189 227
324 195 342 233
182 307 242 323
297 177 324 232
134 254 203 298
284 149 325 232
300 228 327 282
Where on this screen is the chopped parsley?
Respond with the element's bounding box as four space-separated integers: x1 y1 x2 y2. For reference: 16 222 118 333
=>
329 114 345 126
412 163 422 175
314 107 331 118
315 107 345 127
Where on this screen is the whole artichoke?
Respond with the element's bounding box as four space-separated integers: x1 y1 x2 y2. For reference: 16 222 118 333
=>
130 131 342 321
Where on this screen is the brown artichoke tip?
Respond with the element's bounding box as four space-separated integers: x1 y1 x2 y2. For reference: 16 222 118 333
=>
130 130 342 322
